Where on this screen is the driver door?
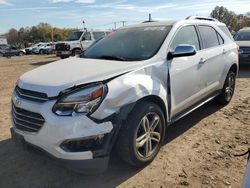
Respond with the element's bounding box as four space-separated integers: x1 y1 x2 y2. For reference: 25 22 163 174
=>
168 25 207 118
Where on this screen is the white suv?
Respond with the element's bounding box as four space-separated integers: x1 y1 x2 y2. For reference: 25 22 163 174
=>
11 17 238 172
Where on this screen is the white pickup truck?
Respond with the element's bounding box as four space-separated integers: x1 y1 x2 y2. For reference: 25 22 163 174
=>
55 30 108 58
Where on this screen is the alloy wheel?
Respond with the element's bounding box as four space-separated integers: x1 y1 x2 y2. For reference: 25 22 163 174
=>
135 112 162 159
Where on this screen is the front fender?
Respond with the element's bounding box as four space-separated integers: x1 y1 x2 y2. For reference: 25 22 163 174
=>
91 64 169 121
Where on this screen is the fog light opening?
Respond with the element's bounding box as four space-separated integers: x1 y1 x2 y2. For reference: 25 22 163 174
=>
60 134 107 152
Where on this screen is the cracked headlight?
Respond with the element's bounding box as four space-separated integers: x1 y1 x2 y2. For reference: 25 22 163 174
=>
53 83 107 116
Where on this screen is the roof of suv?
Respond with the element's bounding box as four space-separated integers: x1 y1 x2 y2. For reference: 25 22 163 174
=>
120 18 226 30
238 27 250 32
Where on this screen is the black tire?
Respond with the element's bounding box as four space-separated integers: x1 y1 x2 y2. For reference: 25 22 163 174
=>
72 49 82 56
215 70 236 105
39 49 43 54
19 52 24 56
116 101 165 167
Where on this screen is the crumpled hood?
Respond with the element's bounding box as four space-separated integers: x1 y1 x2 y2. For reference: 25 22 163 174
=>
18 57 144 97
235 41 250 47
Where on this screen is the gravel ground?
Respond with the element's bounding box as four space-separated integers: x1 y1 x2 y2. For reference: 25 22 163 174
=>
0 55 249 188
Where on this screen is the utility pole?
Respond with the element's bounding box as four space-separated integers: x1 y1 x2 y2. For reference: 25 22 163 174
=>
121 21 126 27
51 28 54 43
149 13 152 22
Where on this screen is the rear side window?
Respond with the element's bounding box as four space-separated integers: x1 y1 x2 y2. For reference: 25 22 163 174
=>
170 25 200 51
198 26 219 49
93 32 105 40
217 33 224 45
218 26 233 40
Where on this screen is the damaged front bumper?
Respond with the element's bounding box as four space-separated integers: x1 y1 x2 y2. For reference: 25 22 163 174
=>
10 98 116 173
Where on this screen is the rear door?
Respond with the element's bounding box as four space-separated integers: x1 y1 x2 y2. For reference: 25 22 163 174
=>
197 25 226 93
168 25 207 117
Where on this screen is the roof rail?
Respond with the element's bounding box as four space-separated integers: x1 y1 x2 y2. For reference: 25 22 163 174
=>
186 16 219 22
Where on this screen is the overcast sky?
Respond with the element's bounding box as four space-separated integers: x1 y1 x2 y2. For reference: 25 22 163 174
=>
0 0 250 34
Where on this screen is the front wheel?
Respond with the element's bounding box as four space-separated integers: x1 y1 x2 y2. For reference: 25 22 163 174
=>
72 49 82 56
19 52 24 56
215 70 236 105
116 101 165 167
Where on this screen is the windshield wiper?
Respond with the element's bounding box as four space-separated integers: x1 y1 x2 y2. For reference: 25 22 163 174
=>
97 55 128 61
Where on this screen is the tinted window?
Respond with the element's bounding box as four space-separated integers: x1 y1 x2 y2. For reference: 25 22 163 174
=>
234 32 250 41
218 26 233 40
82 32 91 41
83 26 172 61
93 32 105 40
198 26 219 49
170 26 200 51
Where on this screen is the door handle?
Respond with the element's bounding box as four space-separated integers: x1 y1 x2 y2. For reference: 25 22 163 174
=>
199 58 206 65
222 49 227 54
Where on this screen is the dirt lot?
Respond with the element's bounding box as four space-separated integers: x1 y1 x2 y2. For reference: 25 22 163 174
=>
0 55 249 188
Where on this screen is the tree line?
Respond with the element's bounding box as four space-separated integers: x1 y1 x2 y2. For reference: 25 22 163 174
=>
4 6 250 48
211 6 250 33
6 23 77 48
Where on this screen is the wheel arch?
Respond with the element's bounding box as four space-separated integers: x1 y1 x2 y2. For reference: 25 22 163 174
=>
229 63 238 75
136 95 168 125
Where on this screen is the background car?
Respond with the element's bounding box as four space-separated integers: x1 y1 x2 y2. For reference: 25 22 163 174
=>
41 43 55 54
0 45 24 57
234 27 250 63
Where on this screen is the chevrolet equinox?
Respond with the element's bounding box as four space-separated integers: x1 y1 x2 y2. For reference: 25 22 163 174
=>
11 16 238 172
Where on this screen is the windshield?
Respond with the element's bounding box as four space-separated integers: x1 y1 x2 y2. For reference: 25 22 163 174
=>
82 26 172 61
66 31 83 41
234 32 250 41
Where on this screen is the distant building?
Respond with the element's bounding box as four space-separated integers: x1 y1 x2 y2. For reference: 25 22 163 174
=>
0 35 7 45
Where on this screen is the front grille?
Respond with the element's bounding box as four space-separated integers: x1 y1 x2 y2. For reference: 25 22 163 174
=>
12 105 45 133
15 86 49 103
240 47 250 54
55 43 70 51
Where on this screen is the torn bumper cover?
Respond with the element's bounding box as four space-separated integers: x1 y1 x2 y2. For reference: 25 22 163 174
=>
10 98 117 172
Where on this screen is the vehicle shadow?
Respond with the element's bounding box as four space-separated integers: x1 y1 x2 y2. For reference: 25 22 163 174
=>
0 101 223 188
30 60 56 66
238 62 250 79
164 101 222 144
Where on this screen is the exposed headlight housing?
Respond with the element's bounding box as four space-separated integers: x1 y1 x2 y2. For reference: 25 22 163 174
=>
52 83 107 116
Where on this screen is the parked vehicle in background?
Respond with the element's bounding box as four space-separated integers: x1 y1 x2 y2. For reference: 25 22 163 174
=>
0 35 8 45
234 27 250 63
32 43 48 54
55 30 108 58
11 17 238 172
41 43 55 54
0 45 24 57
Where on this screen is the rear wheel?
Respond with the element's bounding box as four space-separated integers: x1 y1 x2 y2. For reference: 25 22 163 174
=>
116 101 165 167
215 70 236 105
19 51 24 56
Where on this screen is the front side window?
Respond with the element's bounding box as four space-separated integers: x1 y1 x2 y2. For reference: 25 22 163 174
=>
170 25 200 51
198 26 220 49
82 32 91 41
82 26 172 61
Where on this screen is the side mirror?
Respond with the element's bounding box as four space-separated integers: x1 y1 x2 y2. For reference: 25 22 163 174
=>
82 37 86 41
167 44 196 60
